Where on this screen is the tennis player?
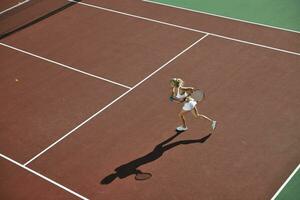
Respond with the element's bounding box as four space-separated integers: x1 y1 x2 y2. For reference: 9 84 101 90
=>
170 78 217 131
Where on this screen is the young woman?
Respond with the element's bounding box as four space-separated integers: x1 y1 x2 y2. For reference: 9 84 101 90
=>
170 78 217 132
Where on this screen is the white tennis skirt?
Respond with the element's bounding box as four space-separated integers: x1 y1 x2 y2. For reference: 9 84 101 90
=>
183 100 197 111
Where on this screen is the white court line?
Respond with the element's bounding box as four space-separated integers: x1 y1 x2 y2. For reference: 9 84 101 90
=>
24 34 208 166
208 34 300 56
69 0 300 56
142 0 300 34
0 0 31 15
0 153 89 200
68 0 207 34
271 163 300 200
0 43 132 89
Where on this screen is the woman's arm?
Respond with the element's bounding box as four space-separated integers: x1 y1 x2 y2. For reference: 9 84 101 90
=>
181 86 194 94
169 87 184 103
170 87 176 97
169 87 176 102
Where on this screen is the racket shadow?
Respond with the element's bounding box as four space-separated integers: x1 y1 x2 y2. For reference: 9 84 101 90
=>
100 132 212 185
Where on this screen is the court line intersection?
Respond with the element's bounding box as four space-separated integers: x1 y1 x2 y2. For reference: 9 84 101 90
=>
1 0 299 199
23 34 209 166
0 43 132 89
0 32 208 199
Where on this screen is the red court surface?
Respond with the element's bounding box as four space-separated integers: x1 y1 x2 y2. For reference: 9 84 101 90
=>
0 1 299 200
0 0 21 12
83 0 300 53
1 3 202 86
25 35 300 200
0 158 78 200
0 0 74 37
0 46 127 163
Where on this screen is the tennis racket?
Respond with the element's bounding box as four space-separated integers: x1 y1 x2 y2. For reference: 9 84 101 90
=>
190 89 205 102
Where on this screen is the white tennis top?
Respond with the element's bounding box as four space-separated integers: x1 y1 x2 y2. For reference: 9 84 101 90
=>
175 88 188 99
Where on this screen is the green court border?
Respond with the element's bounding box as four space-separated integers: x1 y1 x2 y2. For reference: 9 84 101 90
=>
143 0 300 33
272 164 300 200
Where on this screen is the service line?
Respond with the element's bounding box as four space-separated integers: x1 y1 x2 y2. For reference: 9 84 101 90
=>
0 43 132 89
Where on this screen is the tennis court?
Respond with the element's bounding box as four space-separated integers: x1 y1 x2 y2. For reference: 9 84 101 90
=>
0 0 299 199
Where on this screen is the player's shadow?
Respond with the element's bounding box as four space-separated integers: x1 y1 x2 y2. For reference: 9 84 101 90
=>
100 131 211 185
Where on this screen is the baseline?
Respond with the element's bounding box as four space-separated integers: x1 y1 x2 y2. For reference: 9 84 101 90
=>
70 0 300 56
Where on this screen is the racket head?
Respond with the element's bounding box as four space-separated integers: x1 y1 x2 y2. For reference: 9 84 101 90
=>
191 89 205 101
135 172 152 181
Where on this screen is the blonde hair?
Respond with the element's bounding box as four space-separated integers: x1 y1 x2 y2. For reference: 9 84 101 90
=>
170 78 184 87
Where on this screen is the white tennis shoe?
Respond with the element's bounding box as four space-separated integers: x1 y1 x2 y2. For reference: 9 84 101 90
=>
211 121 217 130
176 126 188 131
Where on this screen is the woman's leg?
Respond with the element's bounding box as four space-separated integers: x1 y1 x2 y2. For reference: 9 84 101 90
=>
178 109 190 129
192 107 217 130
192 106 213 121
